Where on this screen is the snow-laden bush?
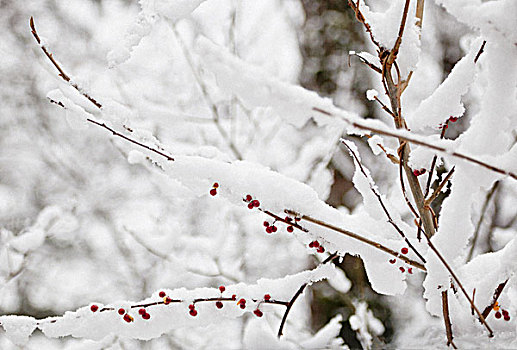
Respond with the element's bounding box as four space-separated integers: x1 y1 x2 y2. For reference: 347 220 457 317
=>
1 0 516 348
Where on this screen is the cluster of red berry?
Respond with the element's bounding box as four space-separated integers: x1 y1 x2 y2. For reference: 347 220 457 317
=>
209 182 219 196
493 302 511 321
244 194 260 209
308 240 325 253
413 168 427 177
388 248 413 274
438 116 459 130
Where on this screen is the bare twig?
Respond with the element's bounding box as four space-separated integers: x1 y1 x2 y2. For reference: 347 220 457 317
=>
285 209 426 271
277 253 338 338
474 40 487 64
424 123 449 198
425 166 455 207
481 279 509 319
466 181 499 262
30 17 102 109
442 291 458 349
398 143 422 220
373 96 395 117
425 234 494 337
347 0 381 48
349 52 382 74
389 0 411 64
341 140 426 263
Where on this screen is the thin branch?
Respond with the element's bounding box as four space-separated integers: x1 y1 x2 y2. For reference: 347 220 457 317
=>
388 0 411 64
277 254 338 338
424 123 449 198
30 17 102 109
373 96 395 117
285 209 426 271
481 279 509 319
347 0 381 48
398 143 422 220
349 52 382 74
313 107 517 181
466 181 499 262
424 234 494 337
341 140 426 263
474 40 487 64
425 166 455 207
169 22 243 160
442 291 458 349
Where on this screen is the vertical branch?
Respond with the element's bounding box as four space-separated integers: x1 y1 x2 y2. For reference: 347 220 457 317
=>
466 181 499 262
442 291 458 349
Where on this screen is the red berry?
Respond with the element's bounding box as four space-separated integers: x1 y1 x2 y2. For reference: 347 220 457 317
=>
399 267 405 273
253 309 263 317
263 221 269 227
266 227 272 234
413 169 420 176
164 297 172 305
312 241 320 248
189 309 198 317
247 203 254 209
232 294 237 300
118 308 125 315
271 226 277 232
495 311 502 319
295 217 301 221
210 188 217 196
90 305 99 312
240 303 246 309
264 294 271 301
252 200 260 207
502 309 509 316
449 117 458 122
213 182 219 188
285 216 292 222
504 314 510 321
308 242 314 248
389 259 396 264
238 298 246 304
142 313 150 320
317 246 325 253
189 304 195 310
408 268 413 274
123 314 132 323
216 301 224 309
245 195 252 202
159 291 166 298
287 226 294 233
401 247 409 254
138 308 146 315
219 286 226 293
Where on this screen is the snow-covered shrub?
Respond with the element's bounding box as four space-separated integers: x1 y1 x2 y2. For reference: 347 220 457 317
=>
1 0 516 348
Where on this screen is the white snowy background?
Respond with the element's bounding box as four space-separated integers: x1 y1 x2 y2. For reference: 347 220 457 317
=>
0 0 516 348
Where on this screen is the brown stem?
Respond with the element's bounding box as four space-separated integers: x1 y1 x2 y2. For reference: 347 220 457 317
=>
474 41 487 64
342 140 426 263
442 290 458 349
277 254 338 338
466 181 499 262
315 108 517 181
481 279 509 319
425 166 455 207
425 235 494 337
285 210 426 271
30 17 102 109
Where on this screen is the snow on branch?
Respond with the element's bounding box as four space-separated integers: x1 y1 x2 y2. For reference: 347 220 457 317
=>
0 265 335 345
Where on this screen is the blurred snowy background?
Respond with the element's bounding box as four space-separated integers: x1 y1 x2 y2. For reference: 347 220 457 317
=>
1 0 515 348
